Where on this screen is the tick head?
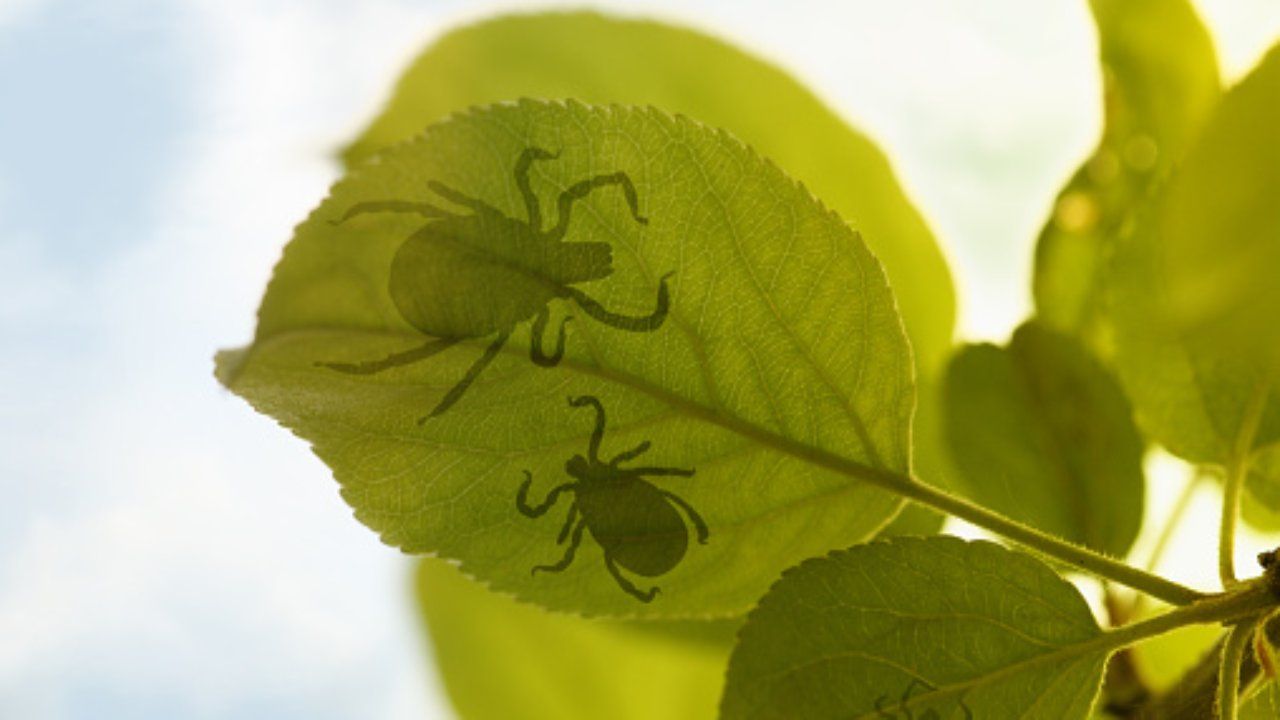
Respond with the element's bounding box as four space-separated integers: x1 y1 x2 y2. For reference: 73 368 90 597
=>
565 454 590 479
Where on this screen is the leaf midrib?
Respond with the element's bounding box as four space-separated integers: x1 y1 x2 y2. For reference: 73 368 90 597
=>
225 326 913 500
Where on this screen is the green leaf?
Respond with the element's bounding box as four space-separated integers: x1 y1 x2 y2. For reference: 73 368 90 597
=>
341 13 952 373
1158 45 1280 365
217 101 916 617
416 558 732 719
1243 444 1280 532
941 321 1145 556
1107 47 1280 466
1033 0 1219 346
720 536 1106 720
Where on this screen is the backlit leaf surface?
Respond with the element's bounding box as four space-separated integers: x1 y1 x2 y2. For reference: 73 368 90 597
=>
217 101 915 617
720 536 1106 719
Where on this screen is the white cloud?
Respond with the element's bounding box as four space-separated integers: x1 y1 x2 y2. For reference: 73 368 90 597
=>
0 0 41 28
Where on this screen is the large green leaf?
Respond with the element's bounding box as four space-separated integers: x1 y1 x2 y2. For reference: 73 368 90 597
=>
720 536 1107 719
217 101 915 617
416 558 732 719
341 13 952 376
941 321 1144 556
1106 54 1280 465
1158 45 1280 365
1033 0 1219 347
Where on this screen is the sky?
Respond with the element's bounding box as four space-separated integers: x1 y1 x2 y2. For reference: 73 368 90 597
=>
1 0 1278 718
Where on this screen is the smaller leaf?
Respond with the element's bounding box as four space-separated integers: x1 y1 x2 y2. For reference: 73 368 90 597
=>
941 320 1144 557
416 558 734 720
720 536 1107 720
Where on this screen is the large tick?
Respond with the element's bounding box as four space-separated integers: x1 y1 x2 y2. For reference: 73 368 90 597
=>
320 147 672 419
516 395 709 603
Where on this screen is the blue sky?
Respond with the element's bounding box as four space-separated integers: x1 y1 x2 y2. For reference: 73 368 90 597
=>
1 0 1278 718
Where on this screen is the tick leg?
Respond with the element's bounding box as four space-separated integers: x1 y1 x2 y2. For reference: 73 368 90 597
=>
514 146 559 231
529 306 570 367
428 180 503 215
422 330 511 421
545 172 648 241
659 490 709 544
609 441 651 467
604 554 659 603
515 471 577 518
556 503 580 544
531 519 585 576
565 271 672 332
332 200 453 224
317 336 461 375
568 395 607 463
873 695 896 719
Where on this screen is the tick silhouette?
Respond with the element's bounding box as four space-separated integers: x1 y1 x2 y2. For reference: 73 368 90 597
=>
319 146 672 420
516 395 708 602
874 679 973 720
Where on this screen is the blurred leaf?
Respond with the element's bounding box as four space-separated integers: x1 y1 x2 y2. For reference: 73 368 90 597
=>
941 321 1144 556
1033 0 1219 347
217 101 916 617
1243 444 1280 532
1107 46 1280 466
340 12 956 517
1158 45 1280 365
416 558 732 720
720 537 1106 719
1242 680 1280 720
1130 606 1221 691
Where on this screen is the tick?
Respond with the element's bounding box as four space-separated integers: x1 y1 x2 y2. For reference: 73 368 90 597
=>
320 147 672 419
516 395 709 602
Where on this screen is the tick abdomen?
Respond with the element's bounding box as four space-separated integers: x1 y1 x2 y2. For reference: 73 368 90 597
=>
577 480 690 577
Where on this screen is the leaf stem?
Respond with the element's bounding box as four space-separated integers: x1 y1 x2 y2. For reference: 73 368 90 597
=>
890 476 1207 605
1220 376 1274 587
1107 582 1272 652
1217 616 1261 720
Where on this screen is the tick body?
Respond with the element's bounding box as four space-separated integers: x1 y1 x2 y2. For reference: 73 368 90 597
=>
516 395 709 602
320 147 672 419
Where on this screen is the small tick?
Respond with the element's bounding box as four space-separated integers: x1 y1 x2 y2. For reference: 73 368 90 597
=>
516 395 708 602
319 147 671 419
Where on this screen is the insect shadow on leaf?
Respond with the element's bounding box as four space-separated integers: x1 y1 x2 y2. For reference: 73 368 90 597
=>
515 395 709 603
317 146 674 420
874 678 973 720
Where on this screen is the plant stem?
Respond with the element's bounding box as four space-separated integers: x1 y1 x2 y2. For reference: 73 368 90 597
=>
1107 582 1272 652
891 476 1207 605
1217 616 1261 720
1220 376 1274 587
585 354 1209 605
